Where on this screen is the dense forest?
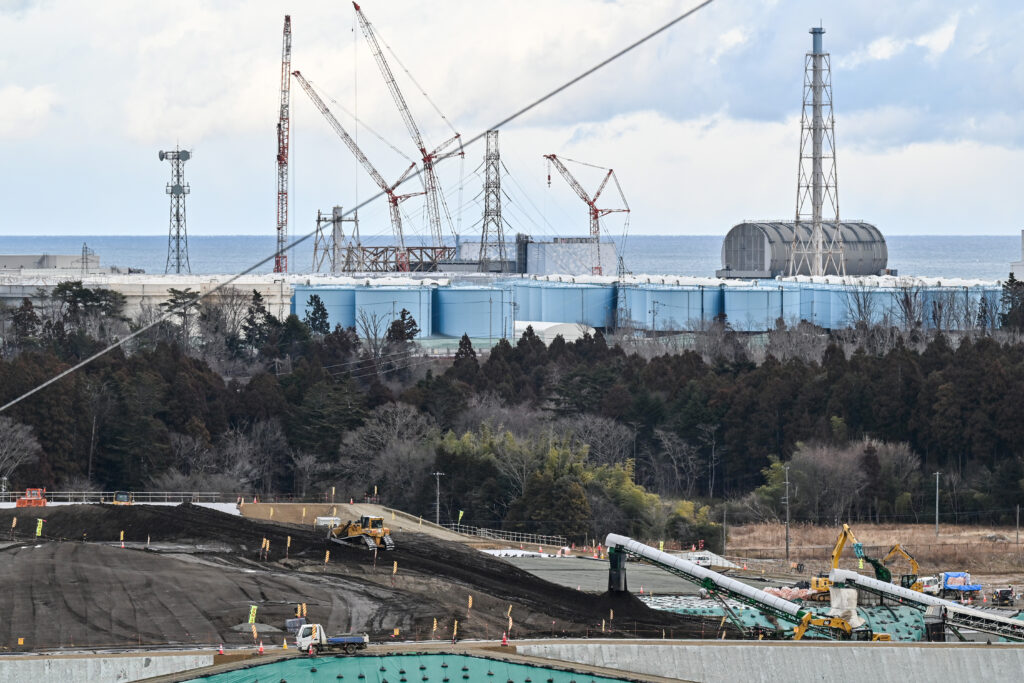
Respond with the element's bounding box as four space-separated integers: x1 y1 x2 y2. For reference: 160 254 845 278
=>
3 276 1024 547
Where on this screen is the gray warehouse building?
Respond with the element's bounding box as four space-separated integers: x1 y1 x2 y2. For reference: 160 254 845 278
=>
716 221 888 278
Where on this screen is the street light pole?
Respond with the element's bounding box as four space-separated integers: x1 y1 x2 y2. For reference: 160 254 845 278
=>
431 471 445 526
934 472 941 537
783 465 791 563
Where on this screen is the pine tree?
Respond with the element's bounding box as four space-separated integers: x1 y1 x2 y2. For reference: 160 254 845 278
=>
303 294 330 335
999 272 1024 330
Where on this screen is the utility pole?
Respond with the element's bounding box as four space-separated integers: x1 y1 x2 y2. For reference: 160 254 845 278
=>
722 505 727 555
431 471 445 526
783 465 791 563
934 472 941 537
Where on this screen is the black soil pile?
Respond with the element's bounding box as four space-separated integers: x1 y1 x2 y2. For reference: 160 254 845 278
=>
0 504 701 650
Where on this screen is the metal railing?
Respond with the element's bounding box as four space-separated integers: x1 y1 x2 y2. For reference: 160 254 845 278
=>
442 523 567 547
0 491 226 504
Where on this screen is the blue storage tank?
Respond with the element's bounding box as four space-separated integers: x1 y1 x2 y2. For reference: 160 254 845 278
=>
511 281 544 322
293 285 357 330
646 285 721 331
618 285 649 328
723 285 787 331
354 286 433 338
538 282 615 328
434 287 514 338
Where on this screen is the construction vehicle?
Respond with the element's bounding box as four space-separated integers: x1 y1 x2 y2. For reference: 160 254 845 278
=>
936 571 983 600
881 543 922 591
328 515 395 550
809 524 868 600
15 488 46 508
991 587 1016 607
111 491 133 505
295 623 368 654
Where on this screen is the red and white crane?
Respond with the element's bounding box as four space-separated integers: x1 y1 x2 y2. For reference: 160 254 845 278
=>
274 15 292 274
352 2 462 249
544 154 630 275
292 70 421 270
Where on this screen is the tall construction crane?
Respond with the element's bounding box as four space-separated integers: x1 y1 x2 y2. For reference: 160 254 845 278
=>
352 2 462 249
544 154 630 275
292 71 421 270
274 15 292 274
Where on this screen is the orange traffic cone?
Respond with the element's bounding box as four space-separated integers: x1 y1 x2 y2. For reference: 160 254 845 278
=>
258 641 264 654
501 631 509 646
121 540 125 549
218 644 224 655
640 586 644 594
308 644 314 655
283 637 288 650
539 546 543 554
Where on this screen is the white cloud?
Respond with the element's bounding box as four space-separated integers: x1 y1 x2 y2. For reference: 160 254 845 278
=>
711 28 748 63
0 84 59 138
838 14 959 68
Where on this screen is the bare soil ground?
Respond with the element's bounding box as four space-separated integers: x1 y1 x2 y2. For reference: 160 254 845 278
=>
0 504 697 651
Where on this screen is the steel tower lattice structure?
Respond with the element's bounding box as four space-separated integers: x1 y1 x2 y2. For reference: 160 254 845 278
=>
478 131 507 272
160 146 191 274
789 27 845 277
274 15 292 273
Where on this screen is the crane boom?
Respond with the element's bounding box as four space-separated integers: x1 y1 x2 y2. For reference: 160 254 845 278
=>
544 154 629 275
274 15 292 274
292 70 420 255
353 2 462 248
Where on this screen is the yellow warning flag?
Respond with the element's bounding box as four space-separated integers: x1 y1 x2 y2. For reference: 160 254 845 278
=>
35 519 43 537
302 507 306 520
453 620 458 638
11 516 16 529
392 561 398 575
458 510 464 524
331 486 336 498
858 558 864 569
433 618 438 632
601 619 606 632
119 530 124 542
468 595 473 609
610 609 614 621
393 627 400 637
248 605 258 623
286 535 291 548
324 550 330 564
658 540 664 552
17 638 23 646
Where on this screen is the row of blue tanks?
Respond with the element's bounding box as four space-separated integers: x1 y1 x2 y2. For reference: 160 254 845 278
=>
290 279 1002 339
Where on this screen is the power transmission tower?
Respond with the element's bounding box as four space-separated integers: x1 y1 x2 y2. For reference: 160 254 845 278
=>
275 15 293 273
478 130 507 272
789 26 844 277
313 206 362 274
160 146 191 274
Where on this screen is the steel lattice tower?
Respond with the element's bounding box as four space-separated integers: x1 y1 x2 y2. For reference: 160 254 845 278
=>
789 27 845 277
274 15 292 273
478 130 507 272
160 146 191 274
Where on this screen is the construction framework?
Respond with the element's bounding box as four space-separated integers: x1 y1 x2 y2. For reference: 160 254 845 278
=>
274 15 293 273
789 26 845 277
313 206 362 274
159 147 191 274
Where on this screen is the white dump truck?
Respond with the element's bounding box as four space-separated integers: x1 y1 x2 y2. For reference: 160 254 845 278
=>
295 623 369 654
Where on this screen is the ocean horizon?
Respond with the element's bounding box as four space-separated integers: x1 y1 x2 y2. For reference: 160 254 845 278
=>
0 234 1019 282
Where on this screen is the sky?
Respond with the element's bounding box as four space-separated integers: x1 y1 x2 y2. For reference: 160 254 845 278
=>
1 0 1022 241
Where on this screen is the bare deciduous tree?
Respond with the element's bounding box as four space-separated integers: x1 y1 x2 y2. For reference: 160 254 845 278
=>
655 429 703 498
558 414 633 466
356 309 390 376
0 417 42 483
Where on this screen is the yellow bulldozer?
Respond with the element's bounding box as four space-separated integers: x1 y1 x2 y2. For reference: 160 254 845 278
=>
328 515 395 551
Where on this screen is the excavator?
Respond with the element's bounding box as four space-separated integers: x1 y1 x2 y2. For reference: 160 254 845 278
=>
881 543 923 591
328 515 395 551
810 524 892 600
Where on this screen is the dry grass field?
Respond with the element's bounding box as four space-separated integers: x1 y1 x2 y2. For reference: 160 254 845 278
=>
726 522 1024 580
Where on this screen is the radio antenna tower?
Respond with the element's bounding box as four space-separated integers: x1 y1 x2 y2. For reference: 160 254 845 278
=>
274 15 292 273
478 131 507 272
789 27 845 277
159 146 191 274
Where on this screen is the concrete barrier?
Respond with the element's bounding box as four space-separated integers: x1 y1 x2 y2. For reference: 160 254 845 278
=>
520 641 1024 683
0 652 213 683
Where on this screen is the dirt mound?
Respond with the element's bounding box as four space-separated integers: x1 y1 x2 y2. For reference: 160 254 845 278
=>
0 504 696 650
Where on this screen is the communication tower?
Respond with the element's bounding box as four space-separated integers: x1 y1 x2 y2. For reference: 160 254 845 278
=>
789 27 845 277
478 131 507 272
160 146 191 274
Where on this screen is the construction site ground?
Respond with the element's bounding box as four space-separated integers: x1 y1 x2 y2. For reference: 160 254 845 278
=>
0 504 699 652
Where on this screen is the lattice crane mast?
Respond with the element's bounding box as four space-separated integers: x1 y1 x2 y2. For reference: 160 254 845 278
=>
352 2 463 249
544 154 630 275
274 15 292 273
292 71 421 270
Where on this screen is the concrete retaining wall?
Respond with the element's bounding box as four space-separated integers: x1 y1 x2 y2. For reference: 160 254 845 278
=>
0 652 213 683
520 641 1024 683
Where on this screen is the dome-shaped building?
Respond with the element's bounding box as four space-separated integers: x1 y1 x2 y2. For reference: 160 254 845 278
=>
715 221 887 278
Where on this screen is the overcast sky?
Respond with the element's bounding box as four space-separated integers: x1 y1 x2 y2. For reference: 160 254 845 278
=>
1 0 1022 240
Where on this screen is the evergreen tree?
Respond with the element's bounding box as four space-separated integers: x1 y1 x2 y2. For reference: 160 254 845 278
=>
303 294 330 335
386 309 420 343
999 272 1024 330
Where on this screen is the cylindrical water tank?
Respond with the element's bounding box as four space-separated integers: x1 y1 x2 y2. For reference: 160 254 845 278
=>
353 286 433 338
293 285 357 330
434 287 513 339
718 221 887 277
